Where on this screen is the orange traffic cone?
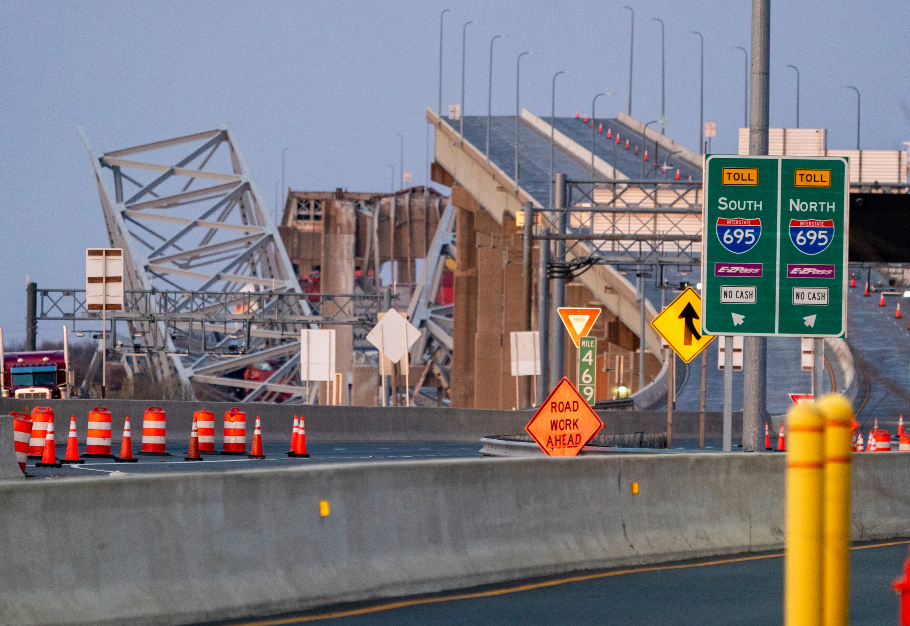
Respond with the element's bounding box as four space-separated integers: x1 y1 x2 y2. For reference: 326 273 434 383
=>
115 416 138 463
185 418 203 461
36 421 62 468
625 139 630 150
776 423 786 451
643 149 649 161
675 169 681 180
900 415 905 437
854 431 864 452
583 114 588 123
287 415 299 456
864 282 870 296
607 127 612 138
634 144 639 155
63 415 84 464
850 276 856 288
575 110 580 119
616 133 621 144
249 416 266 459
898 302 903 319
866 429 876 452
294 414 310 458
765 422 771 450
880 293 886 307
598 123 603 133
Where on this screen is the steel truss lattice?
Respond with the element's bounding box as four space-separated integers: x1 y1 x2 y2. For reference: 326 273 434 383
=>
79 127 330 403
543 179 704 269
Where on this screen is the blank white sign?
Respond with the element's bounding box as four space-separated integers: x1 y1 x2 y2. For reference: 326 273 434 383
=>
86 248 124 311
300 329 336 382
510 331 541 377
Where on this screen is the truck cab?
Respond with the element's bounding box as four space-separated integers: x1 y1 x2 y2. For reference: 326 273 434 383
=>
2 351 70 399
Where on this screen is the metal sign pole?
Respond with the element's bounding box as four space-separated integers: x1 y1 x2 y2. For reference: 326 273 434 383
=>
813 338 825 396
724 336 733 452
102 250 107 400
742 0 771 452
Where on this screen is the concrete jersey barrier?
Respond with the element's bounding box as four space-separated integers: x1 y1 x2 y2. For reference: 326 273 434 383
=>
0 453 908 626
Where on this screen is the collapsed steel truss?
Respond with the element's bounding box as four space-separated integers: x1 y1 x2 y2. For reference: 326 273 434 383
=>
78 127 338 402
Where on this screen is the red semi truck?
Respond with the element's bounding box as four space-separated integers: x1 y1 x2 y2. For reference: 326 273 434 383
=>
0 350 71 399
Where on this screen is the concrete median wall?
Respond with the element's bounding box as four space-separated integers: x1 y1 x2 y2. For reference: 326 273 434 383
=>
1 453 908 626
0 398 740 447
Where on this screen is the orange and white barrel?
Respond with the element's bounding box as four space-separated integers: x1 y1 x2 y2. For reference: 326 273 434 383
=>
873 429 892 452
222 408 247 454
140 407 167 454
12 412 32 472
194 409 216 453
85 407 113 457
899 434 910 451
27 407 54 458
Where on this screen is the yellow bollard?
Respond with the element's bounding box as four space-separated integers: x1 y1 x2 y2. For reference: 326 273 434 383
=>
818 394 854 626
785 402 825 626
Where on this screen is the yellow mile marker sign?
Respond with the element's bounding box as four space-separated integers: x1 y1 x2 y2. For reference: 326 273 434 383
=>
650 287 715 363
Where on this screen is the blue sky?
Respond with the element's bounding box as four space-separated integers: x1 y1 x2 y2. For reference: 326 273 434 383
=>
0 0 907 341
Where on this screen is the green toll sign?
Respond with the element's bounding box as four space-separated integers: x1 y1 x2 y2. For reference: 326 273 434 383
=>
701 155 848 338
578 336 596 405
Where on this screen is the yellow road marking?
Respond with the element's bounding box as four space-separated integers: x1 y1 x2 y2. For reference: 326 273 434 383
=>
236 540 910 624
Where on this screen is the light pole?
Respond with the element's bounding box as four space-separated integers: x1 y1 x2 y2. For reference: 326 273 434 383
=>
733 46 748 129
623 6 634 116
438 8 452 118
460 21 474 143
281 147 288 214
396 133 404 190
591 92 612 180
642 120 659 179
515 51 531 193
550 70 569 209
784 64 800 128
842 85 860 150
652 18 665 134
387 164 394 194
692 31 704 154
487 34 503 163
843 85 861 182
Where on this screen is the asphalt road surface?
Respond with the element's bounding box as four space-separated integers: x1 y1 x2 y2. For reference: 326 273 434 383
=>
22 442 484 479
202 540 910 626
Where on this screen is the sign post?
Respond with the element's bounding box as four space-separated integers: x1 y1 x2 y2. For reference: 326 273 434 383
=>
86 248 124 399
702 155 848 451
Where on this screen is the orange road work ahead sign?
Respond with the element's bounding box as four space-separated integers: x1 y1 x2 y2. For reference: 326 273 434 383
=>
525 378 604 456
557 307 602 348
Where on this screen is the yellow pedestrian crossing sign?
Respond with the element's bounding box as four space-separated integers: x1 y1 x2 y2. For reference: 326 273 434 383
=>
650 287 715 363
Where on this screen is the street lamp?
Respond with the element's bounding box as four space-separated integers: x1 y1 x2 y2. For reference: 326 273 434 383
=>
438 8 452 118
623 6 634 116
733 46 748 129
487 34 504 163
642 120 659 179
515 51 531 193
691 31 704 154
460 21 474 143
784 64 800 128
550 70 569 209
396 133 404 190
281 147 288 224
843 85 861 182
652 18 665 134
842 86 860 149
591 92 612 180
